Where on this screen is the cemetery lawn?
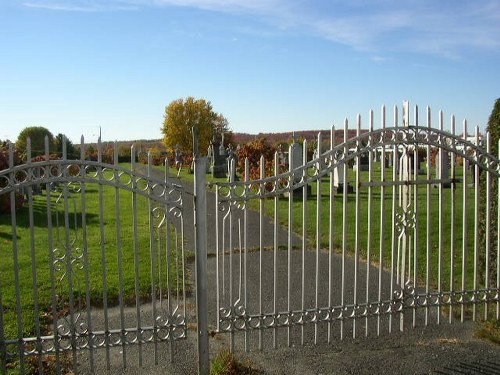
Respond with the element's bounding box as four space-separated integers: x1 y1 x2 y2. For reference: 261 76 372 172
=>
258 162 482 294
156 160 485 315
166 160 482 294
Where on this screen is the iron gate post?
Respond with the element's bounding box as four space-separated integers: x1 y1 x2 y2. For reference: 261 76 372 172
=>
194 153 209 375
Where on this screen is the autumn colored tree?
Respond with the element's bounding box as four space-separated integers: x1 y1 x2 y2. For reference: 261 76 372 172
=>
161 97 230 156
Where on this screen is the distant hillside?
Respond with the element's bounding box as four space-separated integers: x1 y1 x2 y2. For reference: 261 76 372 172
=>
232 129 365 144
111 130 367 148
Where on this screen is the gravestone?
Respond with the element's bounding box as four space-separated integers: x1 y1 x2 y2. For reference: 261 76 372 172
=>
286 134 311 199
333 160 353 194
354 153 370 171
210 136 227 178
437 150 451 188
225 144 238 181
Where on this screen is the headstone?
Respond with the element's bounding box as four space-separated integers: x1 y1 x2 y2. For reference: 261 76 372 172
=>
210 135 227 178
289 142 303 183
206 143 214 173
286 133 311 199
354 153 369 171
436 150 451 188
226 144 238 181
333 160 353 194
386 152 393 168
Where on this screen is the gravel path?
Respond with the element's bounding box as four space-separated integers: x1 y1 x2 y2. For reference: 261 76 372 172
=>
76 168 500 374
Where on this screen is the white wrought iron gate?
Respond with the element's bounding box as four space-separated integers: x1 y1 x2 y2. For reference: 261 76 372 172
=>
1 102 500 374
0 138 187 374
211 103 499 356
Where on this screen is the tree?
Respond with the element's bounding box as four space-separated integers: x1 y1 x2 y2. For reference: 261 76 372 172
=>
16 126 54 158
479 98 500 288
54 133 77 158
161 97 230 156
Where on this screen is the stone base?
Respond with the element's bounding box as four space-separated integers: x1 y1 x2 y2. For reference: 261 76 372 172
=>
211 165 227 178
335 183 354 194
284 185 312 200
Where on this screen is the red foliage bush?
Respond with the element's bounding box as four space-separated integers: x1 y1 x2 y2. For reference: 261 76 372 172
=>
236 138 277 181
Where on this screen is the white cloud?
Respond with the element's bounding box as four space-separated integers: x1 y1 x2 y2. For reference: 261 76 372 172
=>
19 0 500 59
22 0 138 11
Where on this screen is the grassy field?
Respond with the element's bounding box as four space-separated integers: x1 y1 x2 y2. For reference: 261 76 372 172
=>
0 168 185 342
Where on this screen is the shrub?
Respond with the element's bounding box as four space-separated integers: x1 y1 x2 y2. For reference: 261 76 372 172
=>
236 138 277 181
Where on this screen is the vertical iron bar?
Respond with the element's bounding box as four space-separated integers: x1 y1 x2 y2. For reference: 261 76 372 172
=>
426 107 432 326
353 115 361 339
26 141 43 372
131 145 143 366
114 143 126 367
449 117 456 324
377 106 386 337
273 152 279 349
340 118 349 340
165 161 174 360
259 155 265 351
315 133 321 344
328 125 335 343
341 119 348 340
9 141 24 372
327 125 336 343
244 159 249 351
485 132 491 319
438 111 444 325
215 174 220 332
194 153 209 375
366 110 373 337
78 139 94 371
301 139 308 346
97 137 110 369
287 144 294 346
147 154 160 364
229 159 235 353
181 218 187 348
47 139 61 373
412 106 419 329
473 126 480 321
461 120 468 323
389 105 398 333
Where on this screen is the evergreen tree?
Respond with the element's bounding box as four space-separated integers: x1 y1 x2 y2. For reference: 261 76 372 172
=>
479 98 500 289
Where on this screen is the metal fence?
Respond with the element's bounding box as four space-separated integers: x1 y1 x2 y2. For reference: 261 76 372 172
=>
1 102 499 374
212 103 500 355
0 138 187 374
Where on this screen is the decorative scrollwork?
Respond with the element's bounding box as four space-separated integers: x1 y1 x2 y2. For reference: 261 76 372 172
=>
395 208 416 236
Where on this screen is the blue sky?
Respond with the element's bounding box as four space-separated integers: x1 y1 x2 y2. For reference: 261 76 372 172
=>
0 0 499 143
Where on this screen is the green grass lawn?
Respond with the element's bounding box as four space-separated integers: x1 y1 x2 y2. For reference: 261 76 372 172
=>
230 160 486 297
0 168 185 342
